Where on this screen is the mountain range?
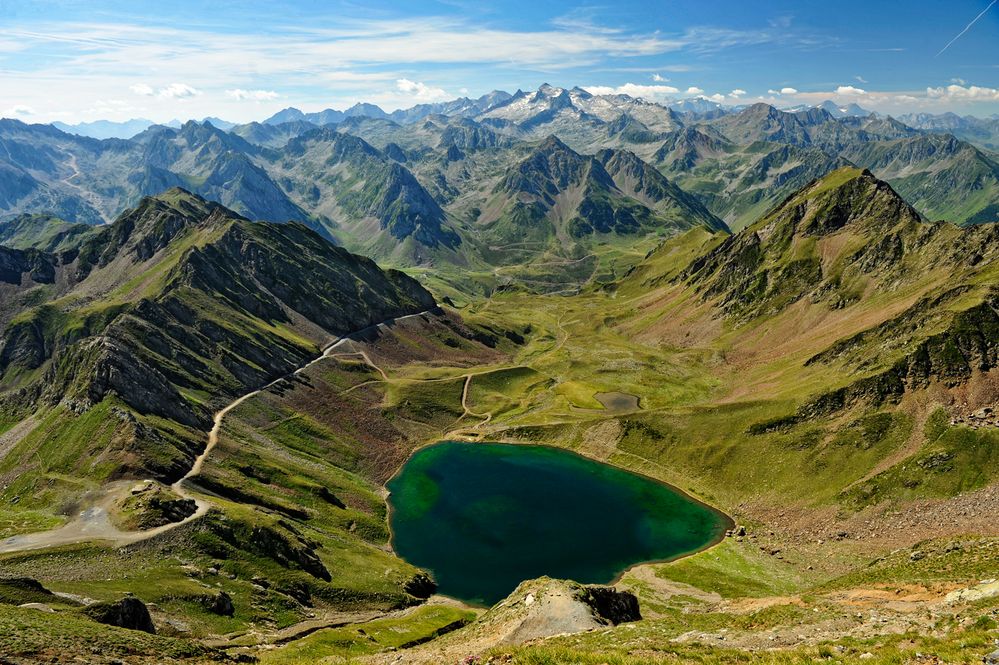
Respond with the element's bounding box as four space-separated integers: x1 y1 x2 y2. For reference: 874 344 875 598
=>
2 85 995 276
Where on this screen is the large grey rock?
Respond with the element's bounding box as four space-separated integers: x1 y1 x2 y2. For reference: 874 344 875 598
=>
83 596 155 634
201 591 234 617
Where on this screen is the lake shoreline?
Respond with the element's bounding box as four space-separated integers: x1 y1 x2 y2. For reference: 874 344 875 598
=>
384 440 735 606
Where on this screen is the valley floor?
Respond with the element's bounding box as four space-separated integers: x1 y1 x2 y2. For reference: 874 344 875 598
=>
2 284 998 664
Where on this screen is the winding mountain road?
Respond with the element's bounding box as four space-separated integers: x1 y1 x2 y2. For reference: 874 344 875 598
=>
0 311 432 555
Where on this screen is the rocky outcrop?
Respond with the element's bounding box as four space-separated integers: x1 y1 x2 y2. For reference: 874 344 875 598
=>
0 245 57 285
585 585 642 624
119 484 198 529
403 572 437 599
438 120 511 151
83 596 156 633
464 577 641 648
210 518 331 582
794 291 999 418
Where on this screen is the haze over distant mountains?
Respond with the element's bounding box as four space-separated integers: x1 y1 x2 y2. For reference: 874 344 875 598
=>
43 86 999 147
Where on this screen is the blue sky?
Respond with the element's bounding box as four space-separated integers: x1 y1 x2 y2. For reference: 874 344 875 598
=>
2 0 998 123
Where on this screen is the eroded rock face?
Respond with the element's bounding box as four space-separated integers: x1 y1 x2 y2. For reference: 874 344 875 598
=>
403 572 437 599
584 585 642 624
209 518 331 582
83 596 155 634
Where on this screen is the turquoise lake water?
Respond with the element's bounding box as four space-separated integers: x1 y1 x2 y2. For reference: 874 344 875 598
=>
387 441 730 605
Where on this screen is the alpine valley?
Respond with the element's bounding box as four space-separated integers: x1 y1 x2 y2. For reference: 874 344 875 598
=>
1 82 998 665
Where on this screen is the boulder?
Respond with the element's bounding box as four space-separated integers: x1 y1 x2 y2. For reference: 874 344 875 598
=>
83 597 156 634
201 591 235 617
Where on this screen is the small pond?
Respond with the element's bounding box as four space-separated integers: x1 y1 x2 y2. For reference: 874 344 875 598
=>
595 391 641 411
387 441 730 605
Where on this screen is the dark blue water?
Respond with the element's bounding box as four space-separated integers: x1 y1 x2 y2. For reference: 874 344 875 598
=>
387 441 730 605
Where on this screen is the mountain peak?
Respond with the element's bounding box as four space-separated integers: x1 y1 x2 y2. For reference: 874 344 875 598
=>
743 102 782 118
536 134 573 153
818 99 871 118
681 166 937 322
123 187 237 230
794 106 836 126
752 166 923 237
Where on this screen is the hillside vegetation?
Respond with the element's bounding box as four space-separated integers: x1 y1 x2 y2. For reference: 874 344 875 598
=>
0 95 997 664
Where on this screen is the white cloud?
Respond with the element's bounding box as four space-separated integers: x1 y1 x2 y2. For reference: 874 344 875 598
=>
706 93 726 103
949 77 967 85
685 86 704 95
157 83 200 99
652 73 668 82
130 82 200 99
927 84 999 101
395 78 449 101
4 105 35 117
583 83 679 99
780 86 798 94
835 85 866 96
225 88 280 101
855 75 868 84
729 88 746 98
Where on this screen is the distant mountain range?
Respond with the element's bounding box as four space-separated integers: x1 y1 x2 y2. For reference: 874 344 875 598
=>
0 84 996 282
41 87 996 154
52 117 237 139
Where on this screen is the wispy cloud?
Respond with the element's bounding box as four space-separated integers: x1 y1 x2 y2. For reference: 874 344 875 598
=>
936 0 997 56
583 83 679 99
225 89 280 101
